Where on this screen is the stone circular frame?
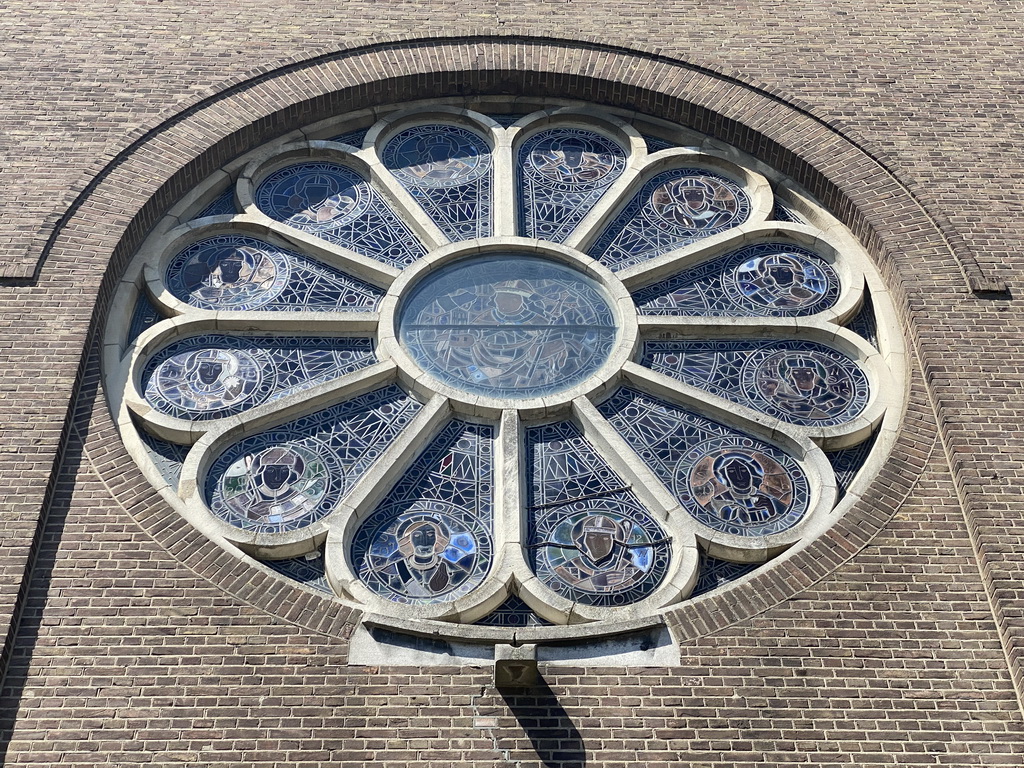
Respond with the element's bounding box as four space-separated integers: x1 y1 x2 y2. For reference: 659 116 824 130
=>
103 97 905 636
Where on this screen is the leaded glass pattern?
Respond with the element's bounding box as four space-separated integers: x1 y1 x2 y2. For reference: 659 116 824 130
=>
205 385 421 533
517 128 627 243
598 387 811 536
526 421 671 606
193 188 236 220
691 551 757 596
351 420 494 604
641 134 679 154
254 162 426 267
113 102 897 628
771 199 803 223
591 168 751 271
328 128 369 148
127 292 164 350
487 114 528 127
632 242 841 318
262 550 332 594
826 429 879 500
475 595 552 627
399 256 617 398
382 124 493 241
846 291 879 349
137 428 188 487
165 234 383 312
641 339 870 427
142 336 375 420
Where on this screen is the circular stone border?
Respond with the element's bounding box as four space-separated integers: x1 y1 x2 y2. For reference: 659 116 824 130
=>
48 36 944 647
377 237 639 419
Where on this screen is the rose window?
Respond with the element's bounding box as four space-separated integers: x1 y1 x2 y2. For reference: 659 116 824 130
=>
107 102 900 631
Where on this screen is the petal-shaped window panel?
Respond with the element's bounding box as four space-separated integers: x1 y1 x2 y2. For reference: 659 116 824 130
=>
382 123 494 241
141 335 375 421
164 234 383 311
632 242 840 317
526 420 672 607
641 339 870 428
516 127 627 243
350 420 495 604
591 168 752 270
254 162 427 267
204 385 421 533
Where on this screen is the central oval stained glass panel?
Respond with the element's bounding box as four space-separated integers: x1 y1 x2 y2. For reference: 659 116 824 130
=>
397 255 618 398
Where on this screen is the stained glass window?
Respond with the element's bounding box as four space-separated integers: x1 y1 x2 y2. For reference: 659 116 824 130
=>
110 101 897 634
398 256 617 398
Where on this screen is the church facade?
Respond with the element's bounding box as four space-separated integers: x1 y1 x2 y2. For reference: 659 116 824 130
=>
1 3 1022 766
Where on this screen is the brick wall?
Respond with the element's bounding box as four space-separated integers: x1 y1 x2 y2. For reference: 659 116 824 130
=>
1 3 1022 765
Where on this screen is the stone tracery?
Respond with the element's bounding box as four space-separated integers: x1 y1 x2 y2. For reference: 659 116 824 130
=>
107 102 898 631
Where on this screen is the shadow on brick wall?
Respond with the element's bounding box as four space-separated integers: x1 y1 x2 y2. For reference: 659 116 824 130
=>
499 678 587 767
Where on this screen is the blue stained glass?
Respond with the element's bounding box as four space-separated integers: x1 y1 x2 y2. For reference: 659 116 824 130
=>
126 292 164 350
475 594 552 627
351 420 494 605
382 123 493 241
328 128 369 148
137 427 188 488
590 168 751 271
598 387 811 537
192 188 236 220
771 198 803 223
261 549 332 594
517 128 627 243
399 256 617 399
826 429 878 501
633 242 841 318
142 335 375 421
526 420 670 607
254 162 426 267
846 290 878 349
691 551 757 596
164 234 383 312
487 114 528 127
642 339 870 428
205 385 421 534
641 134 678 154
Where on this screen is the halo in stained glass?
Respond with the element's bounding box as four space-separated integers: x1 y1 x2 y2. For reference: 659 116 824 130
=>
726 244 838 313
166 235 290 310
632 242 840 317
147 345 265 416
520 129 624 191
530 502 671 606
205 385 422 533
255 162 371 230
743 347 867 425
141 335 375 421
383 124 490 188
679 439 805 536
351 421 494 604
398 255 618 399
641 339 870 428
592 168 751 270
